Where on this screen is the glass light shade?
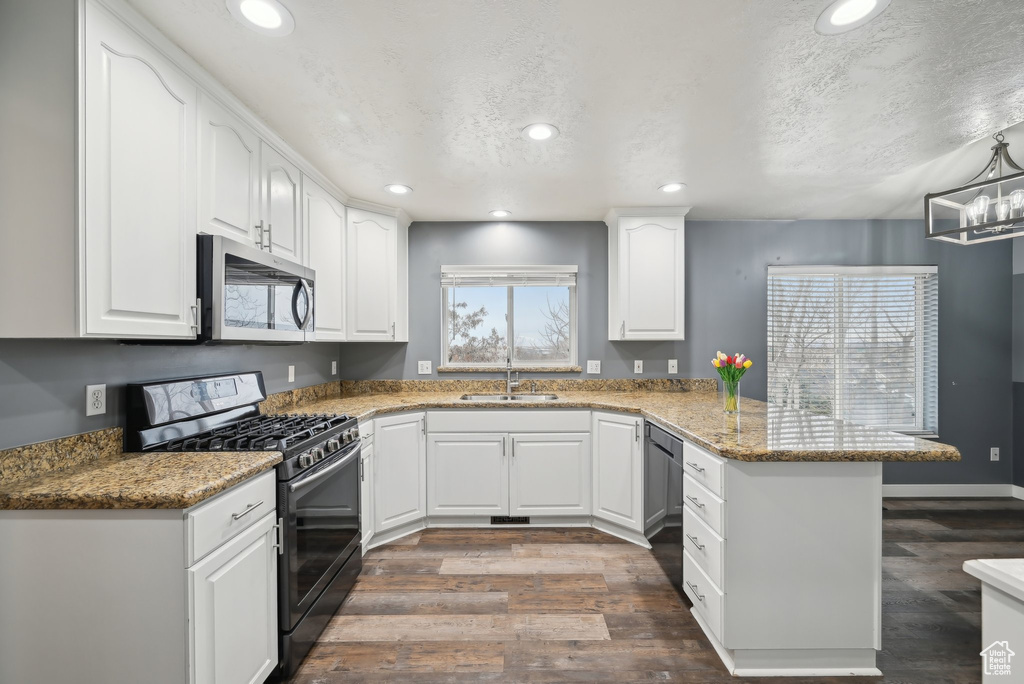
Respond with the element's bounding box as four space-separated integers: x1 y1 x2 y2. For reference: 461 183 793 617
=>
1011 189 1024 214
965 204 978 225
996 200 1011 221
972 195 991 224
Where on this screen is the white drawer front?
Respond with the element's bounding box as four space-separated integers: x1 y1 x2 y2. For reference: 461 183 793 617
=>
682 504 725 589
682 441 725 498
682 473 725 537
187 469 276 565
683 548 724 642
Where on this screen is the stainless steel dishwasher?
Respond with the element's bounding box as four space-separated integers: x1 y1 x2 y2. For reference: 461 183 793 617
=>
644 423 685 587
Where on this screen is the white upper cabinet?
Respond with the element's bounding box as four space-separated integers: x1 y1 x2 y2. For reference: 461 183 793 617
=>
82 3 198 338
303 176 346 341
592 411 644 532
260 142 302 263
606 208 688 341
198 93 260 248
346 208 402 341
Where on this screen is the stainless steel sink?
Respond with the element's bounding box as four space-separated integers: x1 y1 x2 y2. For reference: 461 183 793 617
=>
459 394 559 402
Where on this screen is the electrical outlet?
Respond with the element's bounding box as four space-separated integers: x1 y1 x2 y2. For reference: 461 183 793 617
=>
86 384 106 416
418 360 432 375
668 359 678 374
288 365 295 383
634 360 643 374
331 361 338 376
587 360 601 374
991 447 1000 461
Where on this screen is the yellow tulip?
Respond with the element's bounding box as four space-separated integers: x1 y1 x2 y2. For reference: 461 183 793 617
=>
712 359 720 368
743 359 752 368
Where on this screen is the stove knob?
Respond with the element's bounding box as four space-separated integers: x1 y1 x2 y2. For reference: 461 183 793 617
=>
326 439 341 453
311 447 325 462
345 429 356 443
298 453 311 468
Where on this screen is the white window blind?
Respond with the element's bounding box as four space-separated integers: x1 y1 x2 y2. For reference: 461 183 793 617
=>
767 266 938 436
441 267 577 288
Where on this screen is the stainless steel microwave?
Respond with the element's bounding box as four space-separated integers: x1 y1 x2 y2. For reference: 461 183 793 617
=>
197 234 315 343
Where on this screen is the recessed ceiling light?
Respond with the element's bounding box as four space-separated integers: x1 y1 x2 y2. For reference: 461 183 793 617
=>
521 123 559 141
490 210 511 218
226 0 295 36
814 0 890 35
385 184 412 195
659 182 686 193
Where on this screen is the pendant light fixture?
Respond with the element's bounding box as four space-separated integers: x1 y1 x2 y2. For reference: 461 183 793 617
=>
925 131 1024 244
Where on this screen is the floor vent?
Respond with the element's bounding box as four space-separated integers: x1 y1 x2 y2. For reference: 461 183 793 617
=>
490 516 530 525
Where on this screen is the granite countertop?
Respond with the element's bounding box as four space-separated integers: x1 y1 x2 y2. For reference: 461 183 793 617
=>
0 449 281 511
284 390 960 463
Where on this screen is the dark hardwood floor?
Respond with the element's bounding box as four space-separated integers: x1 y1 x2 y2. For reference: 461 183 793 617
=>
285 498 1024 683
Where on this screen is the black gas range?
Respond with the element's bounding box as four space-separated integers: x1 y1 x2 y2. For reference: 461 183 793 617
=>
125 371 362 678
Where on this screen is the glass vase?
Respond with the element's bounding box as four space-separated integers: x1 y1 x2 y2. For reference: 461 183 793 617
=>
721 379 740 414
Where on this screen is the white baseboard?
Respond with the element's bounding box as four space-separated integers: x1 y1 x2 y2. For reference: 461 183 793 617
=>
882 484 1015 498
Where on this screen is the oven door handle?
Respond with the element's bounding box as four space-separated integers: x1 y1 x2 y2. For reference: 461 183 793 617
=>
288 446 359 493
292 279 313 331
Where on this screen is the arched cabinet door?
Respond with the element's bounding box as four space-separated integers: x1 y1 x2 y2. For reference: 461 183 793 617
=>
82 3 198 338
346 208 398 341
607 211 686 341
260 142 302 263
303 177 346 340
198 93 260 247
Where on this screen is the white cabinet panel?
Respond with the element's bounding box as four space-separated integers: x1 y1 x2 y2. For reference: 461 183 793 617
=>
510 433 591 516
592 411 643 532
346 208 398 341
83 4 197 338
303 177 346 340
260 142 302 263
374 412 426 533
198 93 259 247
189 511 277 684
360 439 374 549
427 433 508 516
607 211 686 341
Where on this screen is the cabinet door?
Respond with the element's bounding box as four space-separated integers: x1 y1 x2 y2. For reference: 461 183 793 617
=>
360 441 374 549
303 177 346 340
260 142 302 263
617 216 685 340
427 433 508 517
83 4 197 338
189 512 278 684
198 93 260 247
510 433 591 517
592 412 643 532
346 208 398 341
374 412 426 533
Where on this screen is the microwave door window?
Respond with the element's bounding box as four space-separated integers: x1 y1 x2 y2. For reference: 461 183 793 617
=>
224 255 305 332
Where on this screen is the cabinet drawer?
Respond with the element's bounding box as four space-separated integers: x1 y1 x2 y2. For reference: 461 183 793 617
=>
682 442 725 498
682 505 724 589
682 473 725 537
683 548 724 642
187 470 276 565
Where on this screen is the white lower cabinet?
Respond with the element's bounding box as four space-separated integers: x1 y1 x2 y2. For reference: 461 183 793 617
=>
374 412 427 533
427 433 509 516
592 411 644 533
188 511 278 684
510 433 591 516
360 435 375 549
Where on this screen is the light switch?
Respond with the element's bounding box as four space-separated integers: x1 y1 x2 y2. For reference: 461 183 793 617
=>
331 361 338 376
668 359 678 374
418 360 432 375
587 360 601 374
288 365 295 383
634 360 643 374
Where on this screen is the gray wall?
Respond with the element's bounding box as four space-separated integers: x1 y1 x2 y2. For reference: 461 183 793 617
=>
337 219 1013 486
1014 240 1024 487
0 341 339 450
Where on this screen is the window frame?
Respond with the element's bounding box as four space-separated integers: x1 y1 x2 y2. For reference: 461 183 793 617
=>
767 264 938 437
440 265 579 369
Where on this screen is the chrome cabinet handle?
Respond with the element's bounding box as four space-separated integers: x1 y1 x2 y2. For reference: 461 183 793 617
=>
255 220 265 249
686 581 704 602
190 298 201 335
635 421 640 442
274 516 283 555
392 322 396 339
685 461 705 473
620 321 625 339
685 495 705 509
265 222 273 251
686 533 704 550
232 500 263 520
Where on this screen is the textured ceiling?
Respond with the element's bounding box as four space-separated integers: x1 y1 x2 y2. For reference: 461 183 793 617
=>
126 0 1024 220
